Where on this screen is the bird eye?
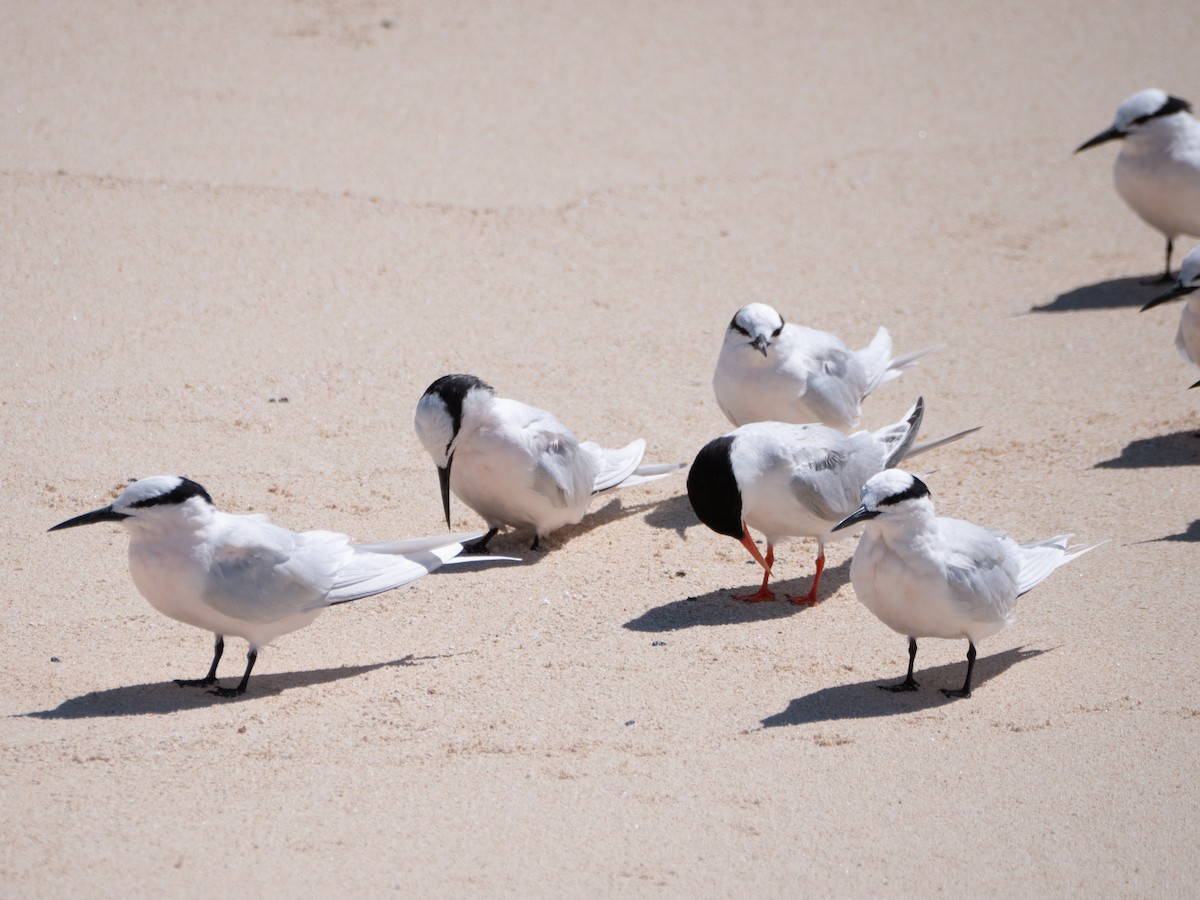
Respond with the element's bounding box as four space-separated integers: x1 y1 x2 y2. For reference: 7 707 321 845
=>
731 323 750 337
771 325 783 337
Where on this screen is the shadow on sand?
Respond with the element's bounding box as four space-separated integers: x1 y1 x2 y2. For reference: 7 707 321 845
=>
1028 276 1160 313
19 656 435 719
761 646 1049 725
624 557 851 632
1094 430 1200 469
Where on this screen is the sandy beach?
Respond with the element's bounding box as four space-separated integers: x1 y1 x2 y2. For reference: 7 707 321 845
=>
2 2 1197 895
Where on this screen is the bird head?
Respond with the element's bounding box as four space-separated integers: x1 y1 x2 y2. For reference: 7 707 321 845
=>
832 469 932 532
1076 88 1192 152
725 303 785 357
49 476 215 533
413 373 495 528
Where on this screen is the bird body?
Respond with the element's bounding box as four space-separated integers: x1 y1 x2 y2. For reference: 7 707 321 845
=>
687 397 977 604
712 302 934 430
833 470 1100 697
1143 244 1200 387
1077 89 1200 280
50 476 480 695
414 374 682 549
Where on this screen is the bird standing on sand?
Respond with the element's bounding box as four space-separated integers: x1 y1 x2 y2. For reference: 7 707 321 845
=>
50 476 489 696
712 302 935 431
1141 243 1200 388
832 470 1100 698
686 398 977 606
414 374 683 551
1076 88 1200 282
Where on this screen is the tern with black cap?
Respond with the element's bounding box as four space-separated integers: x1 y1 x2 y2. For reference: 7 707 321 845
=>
833 470 1101 698
1076 88 1200 282
414 374 683 551
712 302 936 431
49 476 500 696
686 398 978 606
1141 243 1200 388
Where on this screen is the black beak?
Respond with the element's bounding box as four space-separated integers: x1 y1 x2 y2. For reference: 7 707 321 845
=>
48 505 129 532
1075 126 1124 153
831 505 878 532
438 460 453 530
1143 282 1196 311
750 335 770 356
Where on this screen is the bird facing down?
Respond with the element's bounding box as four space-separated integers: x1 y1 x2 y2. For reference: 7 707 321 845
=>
832 470 1100 698
712 302 936 431
49 476 490 696
414 374 684 551
1076 88 1200 282
686 397 978 606
1142 243 1200 388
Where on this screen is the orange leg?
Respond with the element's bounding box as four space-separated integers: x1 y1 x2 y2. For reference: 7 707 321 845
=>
788 543 825 606
732 540 776 602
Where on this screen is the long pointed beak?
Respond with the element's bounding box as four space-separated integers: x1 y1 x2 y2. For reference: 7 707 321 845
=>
1143 283 1195 311
750 335 770 356
1075 126 1123 153
831 505 878 532
48 505 129 532
438 460 453 530
739 525 771 574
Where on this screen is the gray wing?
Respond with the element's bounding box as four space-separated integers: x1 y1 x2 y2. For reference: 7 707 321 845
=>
787 433 878 522
940 519 1019 624
204 523 343 623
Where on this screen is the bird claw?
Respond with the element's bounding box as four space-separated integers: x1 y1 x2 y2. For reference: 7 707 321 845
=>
786 592 820 606
879 678 920 693
207 685 247 698
174 677 217 688
730 589 776 602
940 687 972 699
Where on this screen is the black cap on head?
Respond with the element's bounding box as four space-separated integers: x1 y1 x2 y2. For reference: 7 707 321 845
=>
686 435 743 539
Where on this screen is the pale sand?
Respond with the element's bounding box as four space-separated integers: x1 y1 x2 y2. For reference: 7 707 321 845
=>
2 2 1197 895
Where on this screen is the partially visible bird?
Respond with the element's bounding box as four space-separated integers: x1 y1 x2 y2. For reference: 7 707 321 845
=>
1142 242 1200 388
686 397 977 606
712 302 936 431
49 476 496 696
414 374 684 551
832 470 1100 698
1076 88 1200 282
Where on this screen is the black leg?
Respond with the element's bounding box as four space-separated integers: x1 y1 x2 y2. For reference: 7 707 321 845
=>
880 637 920 692
941 641 977 699
209 647 257 698
175 634 224 688
530 534 543 552
462 528 498 554
1143 237 1176 284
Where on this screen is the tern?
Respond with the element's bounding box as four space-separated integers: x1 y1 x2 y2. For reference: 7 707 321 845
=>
414 374 684 551
712 302 936 430
1076 88 1200 282
49 475 497 696
686 397 977 605
1142 243 1200 388
832 470 1100 698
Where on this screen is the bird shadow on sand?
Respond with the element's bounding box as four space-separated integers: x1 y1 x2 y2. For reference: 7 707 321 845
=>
1094 430 1200 469
624 557 852 632
761 646 1050 726
1027 276 1159 313
1138 519 1200 543
18 655 439 719
641 493 702 539
470 494 685 559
